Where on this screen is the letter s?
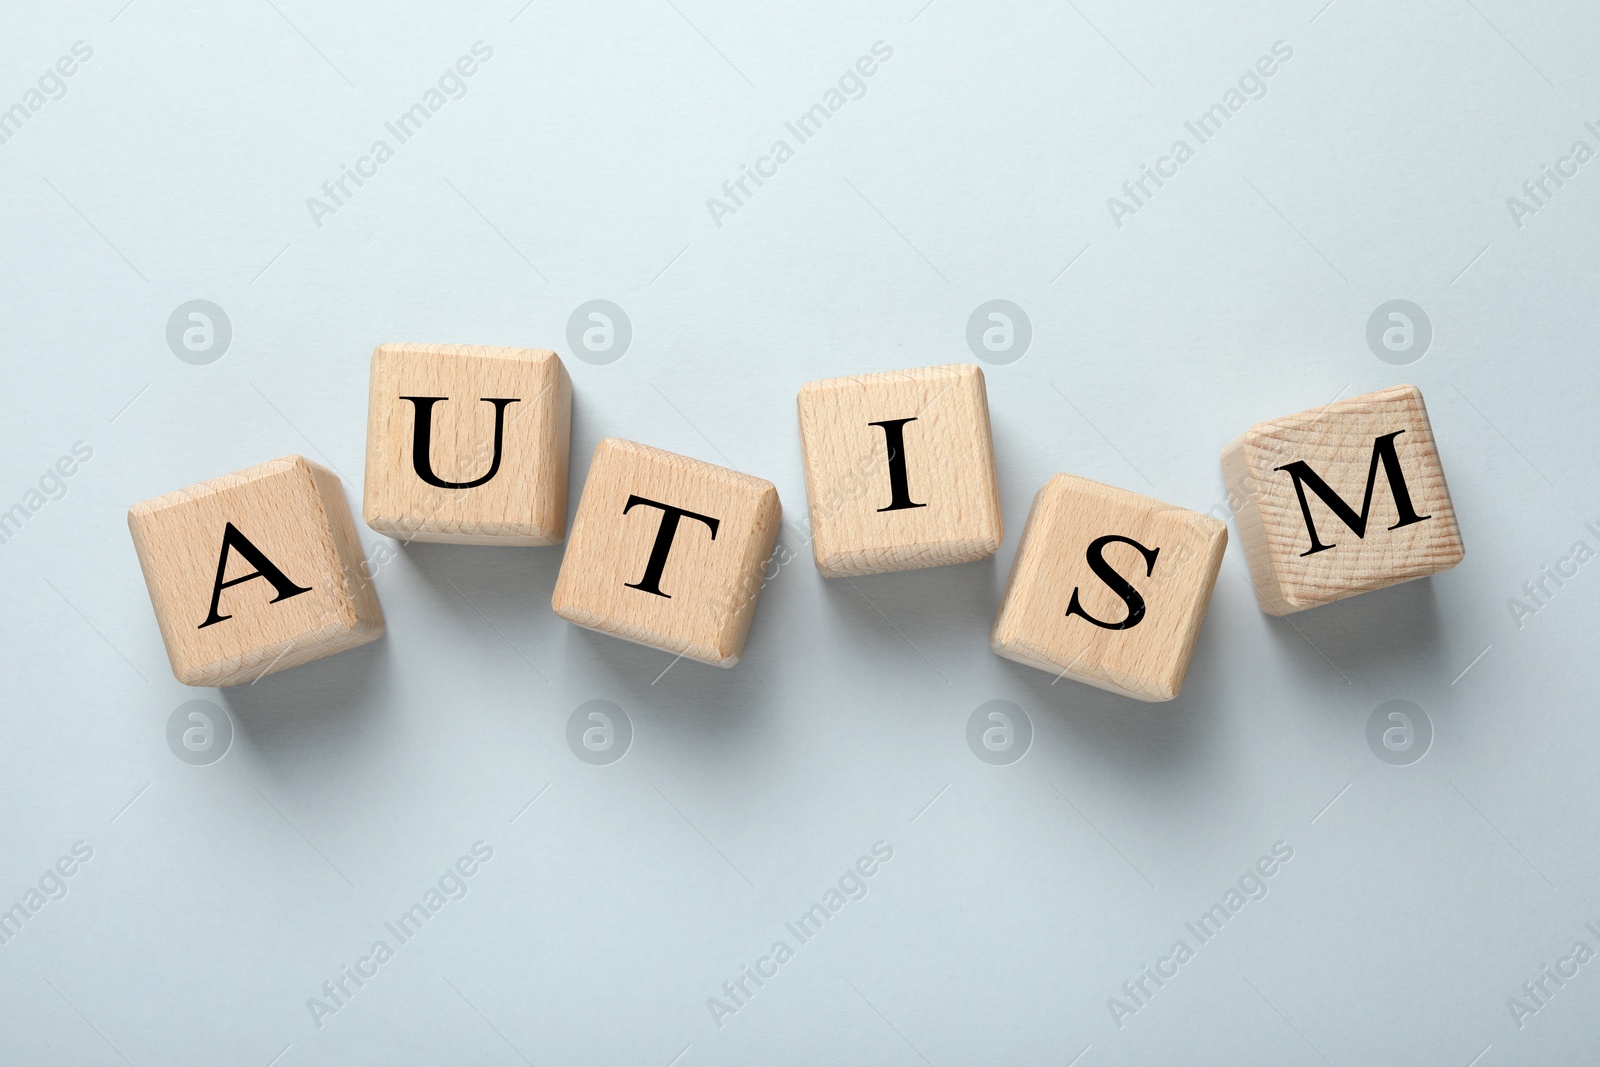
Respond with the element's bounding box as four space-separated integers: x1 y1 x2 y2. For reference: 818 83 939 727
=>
72 840 93 862
1271 840 1294 862
1270 40 1293 61
471 839 494 862
871 40 894 61
472 40 494 61
72 40 94 61
871 840 894 862
1065 535 1159 630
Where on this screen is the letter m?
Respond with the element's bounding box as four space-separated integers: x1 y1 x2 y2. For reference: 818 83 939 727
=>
396 103 430 136
797 903 830 936
0 902 29 938
0 103 29 140
1196 102 1229 136
1275 430 1431 556
0 503 29 542
395 904 431 937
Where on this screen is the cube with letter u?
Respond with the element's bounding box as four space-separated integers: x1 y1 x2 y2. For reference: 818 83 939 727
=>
363 343 572 546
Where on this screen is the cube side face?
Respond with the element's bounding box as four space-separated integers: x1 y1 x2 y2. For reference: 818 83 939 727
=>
128 456 382 687
990 474 1227 701
1220 433 1293 615
1237 384 1463 613
307 462 386 644
363 344 571 546
552 439 780 667
798 364 1002 577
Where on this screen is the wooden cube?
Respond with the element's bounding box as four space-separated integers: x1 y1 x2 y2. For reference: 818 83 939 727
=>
128 455 384 687
797 363 1003 577
1220 384 1463 615
363 343 572 545
552 439 780 667
991 475 1227 701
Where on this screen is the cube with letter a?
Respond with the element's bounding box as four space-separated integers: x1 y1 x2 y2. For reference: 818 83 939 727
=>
551 439 780 667
796 363 1003 577
990 475 1227 701
1220 384 1464 615
363 343 572 545
128 455 384 687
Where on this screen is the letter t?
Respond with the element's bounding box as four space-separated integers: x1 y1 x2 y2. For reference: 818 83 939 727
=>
622 495 721 598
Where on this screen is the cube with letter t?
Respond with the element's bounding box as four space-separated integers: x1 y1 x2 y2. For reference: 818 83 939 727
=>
991 475 1227 701
1221 384 1463 615
128 455 384 686
552 439 780 667
796 363 1003 577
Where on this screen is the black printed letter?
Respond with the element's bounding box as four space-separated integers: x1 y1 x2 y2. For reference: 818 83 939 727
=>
1065 535 1159 631
197 522 312 629
1274 430 1431 557
870 419 934 515
868 418 926 513
402 396 520 489
622 495 721 598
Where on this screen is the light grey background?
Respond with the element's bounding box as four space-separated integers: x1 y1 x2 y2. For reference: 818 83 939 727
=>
2 0 1598 1063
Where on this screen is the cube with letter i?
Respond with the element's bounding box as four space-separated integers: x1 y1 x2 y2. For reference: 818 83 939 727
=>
128 455 384 687
363 343 572 545
551 439 780 667
991 475 1228 701
796 363 1004 577
1220 384 1463 615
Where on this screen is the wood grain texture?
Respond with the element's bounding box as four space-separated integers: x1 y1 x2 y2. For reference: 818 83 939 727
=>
128 455 384 687
1220 384 1463 615
797 363 1003 577
551 438 780 668
363 343 572 546
990 474 1227 702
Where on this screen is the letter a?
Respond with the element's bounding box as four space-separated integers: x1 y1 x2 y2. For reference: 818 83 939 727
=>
1507 197 1538 229
707 996 738 1028
307 996 339 1029
198 522 312 628
1107 197 1138 228
1507 996 1538 1029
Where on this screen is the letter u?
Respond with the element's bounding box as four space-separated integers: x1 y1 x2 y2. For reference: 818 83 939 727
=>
401 396 519 489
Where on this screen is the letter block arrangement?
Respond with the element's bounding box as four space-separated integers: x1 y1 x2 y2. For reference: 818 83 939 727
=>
363 343 572 545
797 364 1003 577
128 455 384 687
991 475 1228 701
1221 384 1463 615
552 439 780 667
